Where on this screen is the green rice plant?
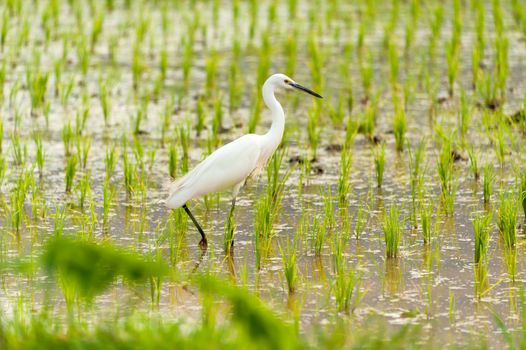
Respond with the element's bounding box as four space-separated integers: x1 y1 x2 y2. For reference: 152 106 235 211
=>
483 164 494 204
467 147 479 180
497 193 518 248
472 213 492 264
420 202 432 244
26 70 48 113
436 140 456 214
195 97 205 137
76 136 91 169
102 178 113 229
76 37 90 76
472 45 481 89
78 172 91 210
478 70 499 110
0 63 5 102
332 237 363 313
133 108 144 135
284 30 297 77
33 132 44 178
224 204 236 254
445 40 460 97
383 204 403 258
179 126 189 173
475 3 485 59
311 215 325 256
90 9 104 51
65 154 77 193
212 98 223 137
42 236 168 303
359 50 373 98
520 169 526 218
10 131 25 166
168 143 177 179
322 186 335 234
0 10 8 50
495 34 509 99
228 60 240 112
307 105 321 160
393 103 406 152
493 126 506 165
205 48 219 96
358 100 377 140
280 240 298 294
160 98 173 146
458 89 471 141
104 145 116 180
344 114 358 150
62 122 73 156
99 80 110 126
328 97 345 127
10 173 31 235
408 140 425 205
428 5 444 60
373 143 385 188
388 39 399 86
337 146 352 205
181 37 194 92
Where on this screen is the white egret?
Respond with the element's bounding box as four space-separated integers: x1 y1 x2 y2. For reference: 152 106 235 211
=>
166 73 322 247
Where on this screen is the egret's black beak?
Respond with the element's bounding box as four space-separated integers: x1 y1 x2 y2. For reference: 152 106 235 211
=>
289 82 323 99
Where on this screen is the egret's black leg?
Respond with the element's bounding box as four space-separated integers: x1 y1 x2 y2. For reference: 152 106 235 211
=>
182 204 207 248
225 198 236 250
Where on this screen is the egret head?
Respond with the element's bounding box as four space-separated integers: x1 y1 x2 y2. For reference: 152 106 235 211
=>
267 73 323 98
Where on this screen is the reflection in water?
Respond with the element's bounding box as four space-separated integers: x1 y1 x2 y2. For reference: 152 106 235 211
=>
474 262 488 300
384 258 402 296
503 246 516 282
224 250 236 281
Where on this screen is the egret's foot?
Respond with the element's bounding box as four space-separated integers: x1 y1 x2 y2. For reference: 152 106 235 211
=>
199 237 208 250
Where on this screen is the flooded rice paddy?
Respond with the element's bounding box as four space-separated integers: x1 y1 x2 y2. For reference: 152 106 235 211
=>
1 0 526 348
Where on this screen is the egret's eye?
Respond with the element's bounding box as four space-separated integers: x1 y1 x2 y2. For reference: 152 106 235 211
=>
284 79 290 84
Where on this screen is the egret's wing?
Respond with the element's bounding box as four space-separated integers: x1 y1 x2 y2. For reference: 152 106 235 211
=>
166 135 261 208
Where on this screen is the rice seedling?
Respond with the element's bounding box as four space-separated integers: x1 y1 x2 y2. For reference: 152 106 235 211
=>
168 143 177 179
10 131 25 166
33 132 44 178
65 154 77 193
393 102 406 152
332 236 363 313
373 143 385 188
99 80 110 126
497 193 518 248
471 212 492 264
78 172 91 210
383 204 403 258
420 202 432 244
337 146 352 205
280 240 298 294
483 164 494 204
520 169 526 218
26 70 48 114
307 105 321 160
459 89 471 141
436 140 456 214
467 148 479 180
62 122 74 157
102 178 113 229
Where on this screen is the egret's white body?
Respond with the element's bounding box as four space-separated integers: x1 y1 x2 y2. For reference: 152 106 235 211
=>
165 73 321 245
166 74 290 209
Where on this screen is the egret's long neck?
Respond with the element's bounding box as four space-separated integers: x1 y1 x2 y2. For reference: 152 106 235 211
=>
262 81 285 148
